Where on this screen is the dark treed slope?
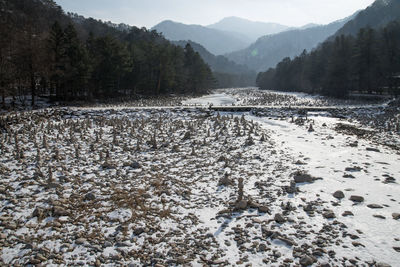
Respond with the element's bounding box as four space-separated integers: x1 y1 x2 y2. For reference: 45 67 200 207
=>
256 21 400 98
256 0 400 98
333 0 400 37
226 14 356 72
152 20 251 55
173 40 257 88
0 0 214 106
207 17 290 42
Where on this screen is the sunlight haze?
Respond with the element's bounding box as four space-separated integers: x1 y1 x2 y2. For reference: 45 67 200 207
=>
55 0 376 28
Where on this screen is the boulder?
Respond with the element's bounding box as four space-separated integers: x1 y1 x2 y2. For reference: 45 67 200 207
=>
218 175 234 187
293 172 319 183
300 255 316 266
84 192 96 201
274 213 286 224
333 190 345 199
367 204 383 209
349 195 364 202
323 210 336 219
392 213 400 220
235 200 248 210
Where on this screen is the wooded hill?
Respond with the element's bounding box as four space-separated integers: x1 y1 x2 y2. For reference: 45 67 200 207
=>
256 21 400 98
0 0 215 106
173 40 257 88
256 0 400 98
225 16 354 72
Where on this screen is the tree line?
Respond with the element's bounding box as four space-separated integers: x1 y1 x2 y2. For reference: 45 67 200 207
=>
257 20 400 98
0 0 214 107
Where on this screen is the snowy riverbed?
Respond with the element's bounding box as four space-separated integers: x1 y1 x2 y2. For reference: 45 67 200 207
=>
0 90 399 266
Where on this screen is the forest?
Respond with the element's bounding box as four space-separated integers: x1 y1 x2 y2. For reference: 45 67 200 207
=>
256 20 400 98
0 0 215 106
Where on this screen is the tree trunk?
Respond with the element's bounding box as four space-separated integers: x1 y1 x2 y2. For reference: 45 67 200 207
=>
1 87 5 108
31 72 35 107
156 67 162 95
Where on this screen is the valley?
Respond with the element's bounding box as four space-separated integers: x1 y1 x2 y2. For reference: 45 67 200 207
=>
1 89 399 266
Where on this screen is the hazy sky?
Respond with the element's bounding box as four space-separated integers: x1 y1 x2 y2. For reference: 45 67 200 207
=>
55 0 375 28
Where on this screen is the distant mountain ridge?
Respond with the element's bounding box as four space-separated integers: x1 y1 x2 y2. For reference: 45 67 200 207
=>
152 17 292 55
225 14 357 72
173 40 257 87
207 16 290 42
152 20 252 55
332 0 400 37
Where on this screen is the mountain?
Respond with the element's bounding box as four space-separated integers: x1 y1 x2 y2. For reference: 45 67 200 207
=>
256 0 400 98
225 14 356 72
332 0 400 37
0 0 216 103
173 40 257 87
299 23 320 30
152 20 251 55
207 17 290 42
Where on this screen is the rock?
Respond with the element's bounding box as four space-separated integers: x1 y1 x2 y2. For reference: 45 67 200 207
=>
342 211 354 217
258 206 270 214
349 195 364 202
293 172 319 183
84 192 96 201
75 238 86 245
53 206 69 217
102 160 116 169
376 263 392 267
116 242 129 247
274 213 286 224
261 226 275 238
303 203 313 212
352 241 365 247
131 161 141 169
345 166 362 172
218 174 234 186
300 255 315 266
323 210 336 219
277 236 297 247
384 177 396 183
393 247 400 252
349 141 358 147
366 147 380 152
258 243 267 252
392 213 400 220
6 222 17 230
0 186 6 194
45 182 60 189
32 207 47 220
286 180 297 194
182 131 191 140
133 227 145 236
103 241 112 248
333 190 345 199
235 200 248 210
373 214 386 219
367 204 383 209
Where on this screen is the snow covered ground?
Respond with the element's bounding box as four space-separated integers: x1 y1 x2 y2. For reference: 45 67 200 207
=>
0 90 399 266
182 93 237 106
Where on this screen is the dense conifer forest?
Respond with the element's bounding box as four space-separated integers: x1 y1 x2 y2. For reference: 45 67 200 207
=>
256 21 400 98
0 0 215 106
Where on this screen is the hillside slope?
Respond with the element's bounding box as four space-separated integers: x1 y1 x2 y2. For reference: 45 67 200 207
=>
207 16 290 42
152 20 251 55
226 15 355 72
